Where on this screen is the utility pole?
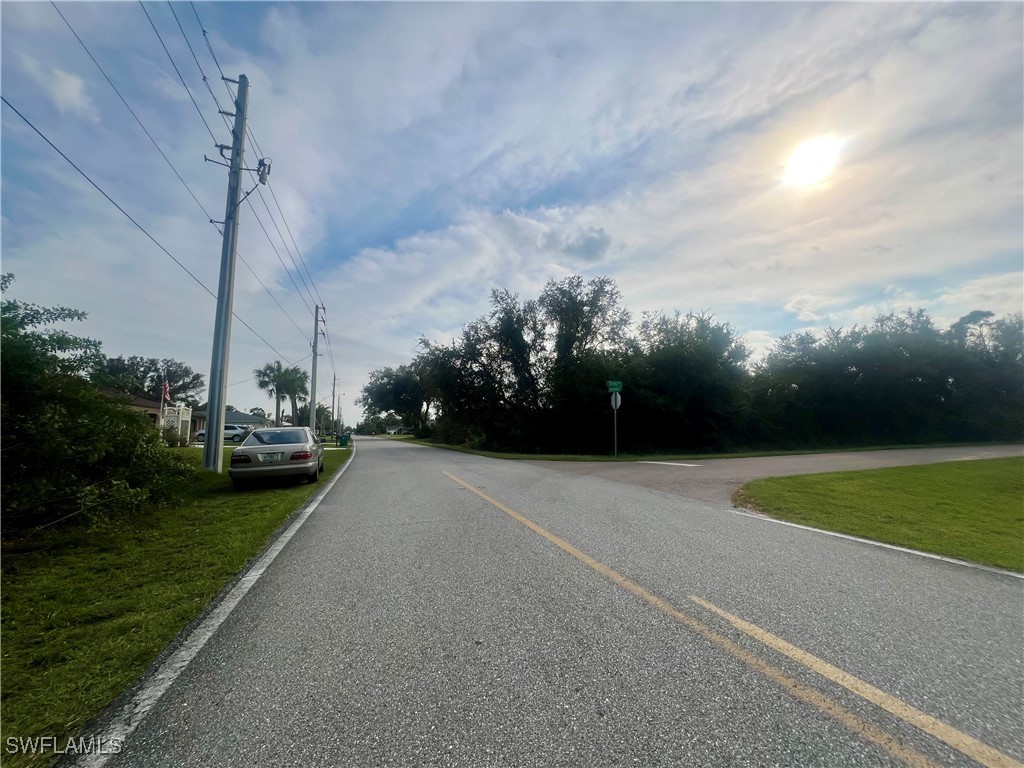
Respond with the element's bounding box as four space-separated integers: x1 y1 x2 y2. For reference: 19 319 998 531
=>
309 304 323 432
331 374 337 433
204 74 249 472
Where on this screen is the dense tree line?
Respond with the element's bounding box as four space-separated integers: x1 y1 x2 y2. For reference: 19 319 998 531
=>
94 355 205 406
1 276 196 532
358 276 1023 454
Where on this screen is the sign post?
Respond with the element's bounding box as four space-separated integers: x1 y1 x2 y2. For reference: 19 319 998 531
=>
606 380 622 454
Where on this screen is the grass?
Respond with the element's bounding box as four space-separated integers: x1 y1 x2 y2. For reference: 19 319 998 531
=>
402 437 1005 463
733 458 1024 572
0 445 352 768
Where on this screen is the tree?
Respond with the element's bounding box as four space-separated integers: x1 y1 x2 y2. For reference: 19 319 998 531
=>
249 406 268 419
278 365 310 427
254 361 288 426
1 274 196 530
538 275 631 372
295 402 333 433
357 271 1022 453
94 356 205 406
357 363 431 435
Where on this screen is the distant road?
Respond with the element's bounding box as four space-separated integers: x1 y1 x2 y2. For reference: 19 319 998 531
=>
530 444 1024 504
108 438 1023 767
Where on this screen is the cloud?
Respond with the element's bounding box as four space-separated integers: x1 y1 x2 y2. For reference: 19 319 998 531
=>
17 55 100 123
1 2 1020 421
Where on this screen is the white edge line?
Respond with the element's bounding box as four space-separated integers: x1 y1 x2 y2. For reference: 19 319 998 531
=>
731 507 1023 580
75 442 358 768
639 461 703 467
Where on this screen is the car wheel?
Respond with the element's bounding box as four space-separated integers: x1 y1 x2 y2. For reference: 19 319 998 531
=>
307 460 322 484
232 434 242 442
196 435 205 443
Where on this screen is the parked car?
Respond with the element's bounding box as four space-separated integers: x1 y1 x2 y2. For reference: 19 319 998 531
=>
195 424 252 443
228 427 325 489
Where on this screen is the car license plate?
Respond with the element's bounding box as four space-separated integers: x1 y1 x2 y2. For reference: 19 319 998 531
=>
259 452 282 462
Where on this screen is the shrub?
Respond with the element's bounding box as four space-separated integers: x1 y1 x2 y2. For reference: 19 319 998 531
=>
1 276 199 533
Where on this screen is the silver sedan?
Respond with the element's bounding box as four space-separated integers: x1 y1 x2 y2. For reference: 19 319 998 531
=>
228 427 325 489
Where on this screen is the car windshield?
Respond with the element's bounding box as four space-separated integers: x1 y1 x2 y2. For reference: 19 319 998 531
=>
245 430 307 446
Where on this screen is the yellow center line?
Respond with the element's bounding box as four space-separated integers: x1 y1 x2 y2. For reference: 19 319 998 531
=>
687 595 1022 768
443 470 1021 768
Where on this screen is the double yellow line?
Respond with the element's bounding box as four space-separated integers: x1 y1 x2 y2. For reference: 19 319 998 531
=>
443 470 1021 768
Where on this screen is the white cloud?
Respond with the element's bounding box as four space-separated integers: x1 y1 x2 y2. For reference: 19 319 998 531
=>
2 2 1021 422
17 55 100 123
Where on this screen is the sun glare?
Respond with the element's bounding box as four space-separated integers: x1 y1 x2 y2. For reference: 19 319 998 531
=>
783 135 843 186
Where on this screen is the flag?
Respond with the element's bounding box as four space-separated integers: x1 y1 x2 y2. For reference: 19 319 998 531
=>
162 379 171 402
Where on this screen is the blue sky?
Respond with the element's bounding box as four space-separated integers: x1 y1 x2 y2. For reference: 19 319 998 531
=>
2 1 1022 422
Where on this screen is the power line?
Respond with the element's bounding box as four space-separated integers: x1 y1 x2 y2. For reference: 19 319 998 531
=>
51 1 307 347
183 15 323 316
189 1 226 81
138 0 219 146
229 353 311 387
51 1 214 219
244 197 314 316
1 95 294 364
269 179 325 307
238 256 309 340
253 185 319 310
168 7 314 324
183 5 323 325
3 95 214 299
166 1 229 119
246 124 325 307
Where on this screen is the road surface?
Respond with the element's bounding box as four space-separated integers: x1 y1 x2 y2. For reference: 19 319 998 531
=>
105 439 1022 767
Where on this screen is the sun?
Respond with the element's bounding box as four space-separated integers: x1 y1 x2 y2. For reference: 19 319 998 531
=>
783 135 844 186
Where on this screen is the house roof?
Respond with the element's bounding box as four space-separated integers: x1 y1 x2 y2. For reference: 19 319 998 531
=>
102 390 162 409
192 410 271 425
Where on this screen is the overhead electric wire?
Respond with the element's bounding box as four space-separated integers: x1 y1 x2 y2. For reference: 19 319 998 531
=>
246 197 314 316
52 1 307 346
1 96 295 364
184 5 325 325
246 125 325 308
170 7 317 322
50 1 213 221
252 185 319 310
229 353 311 387
167 0 229 118
186 24 324 317
160 2 311 340
189 0 226 82
138 0 218 146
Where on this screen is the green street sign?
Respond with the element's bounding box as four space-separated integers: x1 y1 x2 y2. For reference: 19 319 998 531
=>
607 380 623 393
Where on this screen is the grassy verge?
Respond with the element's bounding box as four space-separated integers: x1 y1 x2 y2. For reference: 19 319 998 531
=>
404 438 1009 463
733 458 1023 572
0 445 352 768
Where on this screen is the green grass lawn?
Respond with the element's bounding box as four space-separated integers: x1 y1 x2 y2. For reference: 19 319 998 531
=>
733 458 1023 572
0 445 352 768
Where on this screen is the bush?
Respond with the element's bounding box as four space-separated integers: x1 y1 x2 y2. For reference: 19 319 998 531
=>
1 276 199 533
162 424 189 448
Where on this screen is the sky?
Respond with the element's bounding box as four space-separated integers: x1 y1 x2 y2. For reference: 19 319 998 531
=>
2 1 1022 425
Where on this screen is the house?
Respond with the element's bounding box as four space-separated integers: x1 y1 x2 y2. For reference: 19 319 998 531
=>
125 395 164 428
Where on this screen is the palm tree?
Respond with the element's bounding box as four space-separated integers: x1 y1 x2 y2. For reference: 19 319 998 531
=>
278 365 310 427
254 361 288 426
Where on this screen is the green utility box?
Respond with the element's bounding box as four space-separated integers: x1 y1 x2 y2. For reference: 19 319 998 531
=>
337 433 350 447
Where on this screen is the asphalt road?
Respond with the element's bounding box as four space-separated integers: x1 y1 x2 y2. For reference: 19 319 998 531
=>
107 439 1023 767
529 444 1024 505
